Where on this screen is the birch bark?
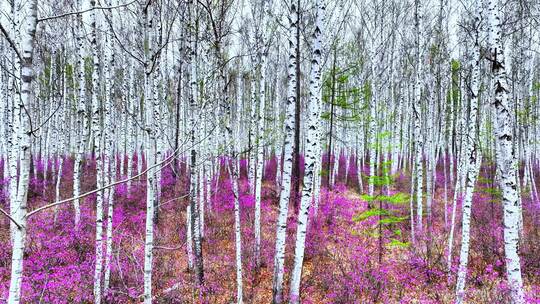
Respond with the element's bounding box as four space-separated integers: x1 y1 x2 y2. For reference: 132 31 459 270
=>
455 7 481 300
103 15 115 291
488 1 525 302
289 1 324 302
272 1 298 302
142 2 157 302
73 0 87 227
413 0 424 233
89 0 105 301
7 0 36 301
254 0 269 269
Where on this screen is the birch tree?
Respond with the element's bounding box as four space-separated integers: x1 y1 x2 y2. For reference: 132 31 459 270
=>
90 0 105 300
488 0 525 302
102 4 116 290
413 0 424 233
73 0 87 227
289 1 325 302
188 0 204 289
7 0 37 302
253 0 269 270
228 79 244 301
455 2 482 300
272 1 298 302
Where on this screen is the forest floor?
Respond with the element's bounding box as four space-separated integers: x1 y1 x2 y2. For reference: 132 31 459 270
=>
1 156 540 303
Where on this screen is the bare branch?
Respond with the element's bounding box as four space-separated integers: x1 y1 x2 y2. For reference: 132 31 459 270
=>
0 22 23 62
37 0 139 23
0 207 22 229
25 146 179 218
24 122 215 219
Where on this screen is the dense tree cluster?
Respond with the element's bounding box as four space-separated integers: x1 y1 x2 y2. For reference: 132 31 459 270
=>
1 0 540 303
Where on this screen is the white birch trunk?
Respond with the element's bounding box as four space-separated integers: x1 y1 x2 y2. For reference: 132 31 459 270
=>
53 68 66 224
455 12 481 299
73 1 86 225
188 2 204 287
248 74 257 193
413 0 424 233
425 83 435 223
7 0 36 302
227 159 243 303
289 1 324 301
488 1 525 302
272 1 298 302
89 0 105 301
253 0 269 268
103 19 115 292
254 54 266 269
186 204 194 269
127 58 136 191
142 3 157 302
198 165 205 239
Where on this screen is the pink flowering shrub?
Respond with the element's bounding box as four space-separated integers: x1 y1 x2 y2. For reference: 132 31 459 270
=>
1 154 539 303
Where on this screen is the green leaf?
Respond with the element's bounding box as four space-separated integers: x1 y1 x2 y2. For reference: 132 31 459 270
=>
360 194 376 202
387 239 410 248
383 193 409 204
363 81 372 101
451 59 460 72
337 74 349 84
320 111 331 120
352 208 390 222
482 187 502 198
533 81 540 91
476 176 491 184
367 175 393 186
378 131 391 140
379 216 408 225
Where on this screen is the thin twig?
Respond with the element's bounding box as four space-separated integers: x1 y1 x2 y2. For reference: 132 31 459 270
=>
26 147 178 218
154 241 186 250
0 22 23 62
25 125 215 219
0 207 22 229
37 0 138 23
